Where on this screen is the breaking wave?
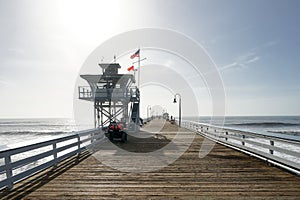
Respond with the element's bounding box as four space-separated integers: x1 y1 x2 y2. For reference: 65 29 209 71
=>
267 130 300 136
228 122 300 127
0 131 73 136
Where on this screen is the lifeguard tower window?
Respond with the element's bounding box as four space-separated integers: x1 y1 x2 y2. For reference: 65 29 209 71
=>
97 83 106 89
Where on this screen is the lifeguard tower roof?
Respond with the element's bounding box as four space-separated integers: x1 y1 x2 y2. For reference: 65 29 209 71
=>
99 63 121 75
80 74 135 89
80 63 135 88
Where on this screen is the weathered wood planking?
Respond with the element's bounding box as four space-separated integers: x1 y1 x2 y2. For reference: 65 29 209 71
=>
1 121 300 199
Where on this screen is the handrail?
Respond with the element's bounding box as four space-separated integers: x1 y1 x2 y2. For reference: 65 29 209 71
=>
0 128 105 190
78 86 139 100
181 120 300 175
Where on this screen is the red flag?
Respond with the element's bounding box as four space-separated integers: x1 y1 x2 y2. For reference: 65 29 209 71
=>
127 65 134 71
130 49 140 59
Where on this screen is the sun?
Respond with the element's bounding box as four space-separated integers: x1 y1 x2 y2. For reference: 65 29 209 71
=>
58 0 121 44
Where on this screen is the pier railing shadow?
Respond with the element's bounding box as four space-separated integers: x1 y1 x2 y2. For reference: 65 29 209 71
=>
0 150 90 200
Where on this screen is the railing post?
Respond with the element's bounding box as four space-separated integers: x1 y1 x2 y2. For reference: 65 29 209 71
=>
4 155 13 190
78 86 81 98
77 135 81 155
242 135 245 146
90 131 95 152
269 140 274 155
91 131 94 144
53 143 58 167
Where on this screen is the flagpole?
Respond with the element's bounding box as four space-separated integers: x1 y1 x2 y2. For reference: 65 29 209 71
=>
133 69 137 82
138 48 140 88
137 48 140 132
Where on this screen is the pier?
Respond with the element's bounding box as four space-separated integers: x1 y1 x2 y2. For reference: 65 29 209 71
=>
1 62 300 199
1 119 300 199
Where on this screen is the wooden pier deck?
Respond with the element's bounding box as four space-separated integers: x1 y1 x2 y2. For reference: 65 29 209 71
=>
1 120 300 199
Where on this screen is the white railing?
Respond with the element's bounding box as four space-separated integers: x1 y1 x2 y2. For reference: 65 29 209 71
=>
182 120 300 175
0 128 105 190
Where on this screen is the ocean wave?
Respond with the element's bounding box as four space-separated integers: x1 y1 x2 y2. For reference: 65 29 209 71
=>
227 122 300 127
267 130 300 136
0 131 73 136
0 123 74 127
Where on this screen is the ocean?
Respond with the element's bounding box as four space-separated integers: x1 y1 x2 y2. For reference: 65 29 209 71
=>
187 116 300 136
0 118 81 151
0 116 300 151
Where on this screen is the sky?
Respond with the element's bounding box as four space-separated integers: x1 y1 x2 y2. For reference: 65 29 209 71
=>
0 0 300 118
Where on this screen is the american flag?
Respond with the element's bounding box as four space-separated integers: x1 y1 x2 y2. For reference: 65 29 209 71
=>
130 49 140 59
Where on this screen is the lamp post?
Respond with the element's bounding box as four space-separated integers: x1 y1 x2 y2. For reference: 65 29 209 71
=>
162 108 167 119
147 105 151 121
173 93 181 127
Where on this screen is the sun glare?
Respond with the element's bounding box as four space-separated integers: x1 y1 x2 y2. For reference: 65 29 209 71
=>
59 0 121 44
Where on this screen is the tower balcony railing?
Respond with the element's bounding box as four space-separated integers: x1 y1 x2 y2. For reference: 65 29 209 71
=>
78 86 140 101
78 86 93 99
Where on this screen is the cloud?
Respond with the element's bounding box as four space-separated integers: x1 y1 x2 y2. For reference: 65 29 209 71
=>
0 79 9 87
244 55 259 64
250 40 279 52
7 48 25 55
219 40 278 71
208 26 252 46
0 76 14 87
220 52 260 71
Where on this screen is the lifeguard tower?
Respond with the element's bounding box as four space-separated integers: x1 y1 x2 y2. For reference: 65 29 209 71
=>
78 63 140 131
